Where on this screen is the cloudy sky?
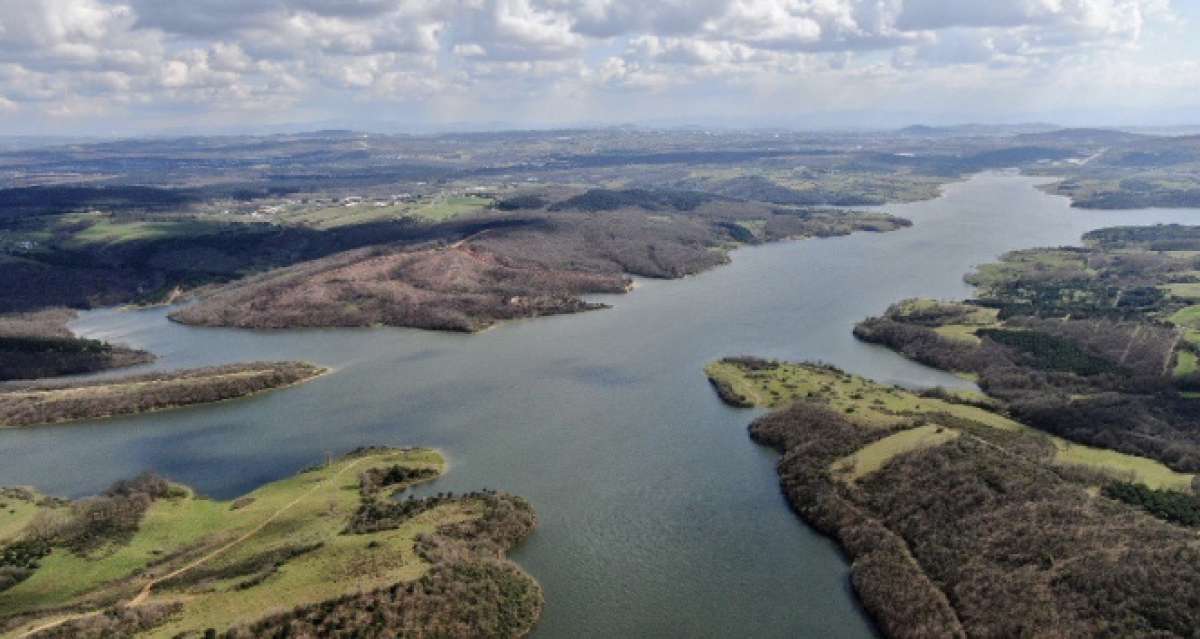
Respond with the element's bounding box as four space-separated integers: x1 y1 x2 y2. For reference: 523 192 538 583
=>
1 0 1197 135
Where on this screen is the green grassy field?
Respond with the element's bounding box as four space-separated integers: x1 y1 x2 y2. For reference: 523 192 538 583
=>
274 195 493 228
683 167 947 204
706 358 1194 490
1162 283 1200 302
889 298 998 323
0 447 520 637
887 299 1000 345
705 359 1022 431
967 249 1092 293
275 203 411 228
831 424 960 481
1175 350 1198 378
0 213 230 251
412 195 494 221
1168 305 1200 329
64 217 224 247
0 492 53 544
933 324 985 344
1053 441 1194 491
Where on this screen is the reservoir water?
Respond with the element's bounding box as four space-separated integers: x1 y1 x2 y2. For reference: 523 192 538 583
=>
3 172 1200 637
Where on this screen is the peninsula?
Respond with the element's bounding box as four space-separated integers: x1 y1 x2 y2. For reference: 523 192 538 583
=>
0 447 541 638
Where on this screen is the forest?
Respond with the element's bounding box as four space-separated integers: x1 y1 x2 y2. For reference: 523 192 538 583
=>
854 228 1200 471
0 308 153 381
707 358 1200 638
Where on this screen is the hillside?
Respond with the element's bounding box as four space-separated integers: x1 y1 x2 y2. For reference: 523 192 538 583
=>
707 358 1200 638
0 447 541 638
172 201 909 332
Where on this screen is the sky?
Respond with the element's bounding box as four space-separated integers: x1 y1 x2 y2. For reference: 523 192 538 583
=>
0 0 1198 135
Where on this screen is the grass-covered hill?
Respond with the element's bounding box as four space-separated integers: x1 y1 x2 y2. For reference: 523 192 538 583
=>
0 447 541 639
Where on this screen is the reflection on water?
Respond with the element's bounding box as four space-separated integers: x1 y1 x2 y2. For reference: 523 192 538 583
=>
3 172 1199 638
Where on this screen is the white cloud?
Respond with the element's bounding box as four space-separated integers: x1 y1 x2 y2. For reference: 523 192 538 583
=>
0 0 1190 131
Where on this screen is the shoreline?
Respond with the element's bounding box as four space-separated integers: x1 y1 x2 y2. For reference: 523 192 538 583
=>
706 356 1200 637
0 447 544 638
0 362 330 429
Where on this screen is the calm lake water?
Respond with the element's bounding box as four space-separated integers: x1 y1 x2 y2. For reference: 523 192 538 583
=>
4 172 1200 637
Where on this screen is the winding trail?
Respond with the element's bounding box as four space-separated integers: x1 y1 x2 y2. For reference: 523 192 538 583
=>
16 457 366 638
129 456 365 606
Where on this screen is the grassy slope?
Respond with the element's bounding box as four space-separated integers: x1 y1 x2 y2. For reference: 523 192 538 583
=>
275 204 410 228
1167 305 1200 329
0 447 518 637
0 494 54 545
66 219 222 247
894 300 999 344
1163 282 1200 302
413 196 494 221
831 425 960 481
966 249 1093 293
277 196 493 229
1175 350 1198 378
1167 306 1200 347
147 448 453 637
706 359 1194 490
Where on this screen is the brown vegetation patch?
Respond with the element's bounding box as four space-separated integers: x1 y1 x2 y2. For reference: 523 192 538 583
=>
0 361 325 427
170 204 908 332
26 602 183 638
749 398 1200 638
169 241 627 332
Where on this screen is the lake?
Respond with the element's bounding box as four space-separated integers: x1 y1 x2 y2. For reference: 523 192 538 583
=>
3 172 1199 637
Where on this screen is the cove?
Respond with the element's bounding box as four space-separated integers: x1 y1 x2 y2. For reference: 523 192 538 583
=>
3 172 1199 638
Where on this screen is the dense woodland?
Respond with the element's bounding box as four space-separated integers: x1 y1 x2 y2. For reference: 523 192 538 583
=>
0 308 153 380
739 382 1200 638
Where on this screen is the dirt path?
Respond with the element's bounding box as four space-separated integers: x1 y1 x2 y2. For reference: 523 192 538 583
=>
15 611 104 639
129 456 365 606
1162 330 1185 376
16 457 366 638
1117 323 1142 366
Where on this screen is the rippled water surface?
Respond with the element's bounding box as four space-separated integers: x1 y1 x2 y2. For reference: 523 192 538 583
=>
4 173 1200 637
